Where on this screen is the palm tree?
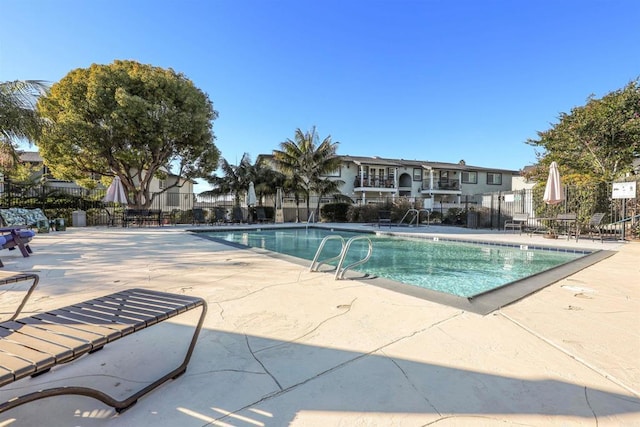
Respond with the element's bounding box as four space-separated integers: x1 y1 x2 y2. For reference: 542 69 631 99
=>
201 153 253 206
273 126 341 221
283 173 305 223
312 177 345 218
252 159 286 207
0 80 48 168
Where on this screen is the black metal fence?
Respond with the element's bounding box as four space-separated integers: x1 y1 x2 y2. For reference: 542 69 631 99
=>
1 180 638 237
478 181 640 239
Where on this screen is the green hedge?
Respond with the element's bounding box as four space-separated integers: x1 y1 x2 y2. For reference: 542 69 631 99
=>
320 202 351 222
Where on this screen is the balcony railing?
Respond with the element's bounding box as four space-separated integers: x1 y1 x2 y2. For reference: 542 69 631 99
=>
421 179 460 191
353 177 396 189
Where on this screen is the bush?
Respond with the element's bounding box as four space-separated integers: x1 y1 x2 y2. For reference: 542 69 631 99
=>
346 200 424 224
443 208 466 225
390 199 413 224
320 202 351 222
428 211 442 223
347 204 381 223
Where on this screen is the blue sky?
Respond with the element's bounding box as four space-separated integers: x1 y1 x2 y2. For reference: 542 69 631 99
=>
2 0 639 192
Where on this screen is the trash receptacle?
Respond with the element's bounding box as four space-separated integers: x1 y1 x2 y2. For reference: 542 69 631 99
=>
72 210 86 227
55 218 66 231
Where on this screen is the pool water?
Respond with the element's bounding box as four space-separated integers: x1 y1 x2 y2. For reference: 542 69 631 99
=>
202 228 585 298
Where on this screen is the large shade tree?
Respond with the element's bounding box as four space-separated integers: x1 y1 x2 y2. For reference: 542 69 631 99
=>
0 80 48 169
527 79 640 184
272 126 341 220
36 60 220 207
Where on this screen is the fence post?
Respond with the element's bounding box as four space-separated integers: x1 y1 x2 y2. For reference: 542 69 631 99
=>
497 191 502 230
6 177 11 208
41 183 46 210
489 192 494 229
622 199 627 240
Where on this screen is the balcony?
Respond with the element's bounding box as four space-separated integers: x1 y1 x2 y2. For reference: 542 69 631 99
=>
353 177 396 191
421 179 461 193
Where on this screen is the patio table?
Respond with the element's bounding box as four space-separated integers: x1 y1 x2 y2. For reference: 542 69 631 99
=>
531 217 578 241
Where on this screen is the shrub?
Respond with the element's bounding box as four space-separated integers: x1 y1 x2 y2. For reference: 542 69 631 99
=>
391 199 412 224
347 204 381 223
320 202 351 222
443 208 466 225
428 210 442 223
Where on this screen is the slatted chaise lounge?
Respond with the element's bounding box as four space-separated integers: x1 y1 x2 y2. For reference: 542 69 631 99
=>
0 287 207 414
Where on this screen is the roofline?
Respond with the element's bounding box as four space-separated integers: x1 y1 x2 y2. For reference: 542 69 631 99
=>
257 153 518 173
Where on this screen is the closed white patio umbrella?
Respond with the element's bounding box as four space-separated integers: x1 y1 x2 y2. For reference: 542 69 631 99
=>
102 176 128 205
247 182 257 207
543 161 563 206
247 182 257 223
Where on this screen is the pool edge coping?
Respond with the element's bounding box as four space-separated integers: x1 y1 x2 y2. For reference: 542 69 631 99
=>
189 225 616 315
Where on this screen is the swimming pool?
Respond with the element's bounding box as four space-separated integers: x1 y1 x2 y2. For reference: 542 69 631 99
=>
198 227 589 299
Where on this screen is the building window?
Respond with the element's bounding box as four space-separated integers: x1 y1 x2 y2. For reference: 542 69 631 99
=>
387 167 395 181
284 197 305 204
487 172 502 185
413 168 422 181
159 179 166 189
322 166 341 177
167 192 180 206
462 171 477 184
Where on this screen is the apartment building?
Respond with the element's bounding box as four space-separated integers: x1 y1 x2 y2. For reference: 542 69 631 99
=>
260 154 519 209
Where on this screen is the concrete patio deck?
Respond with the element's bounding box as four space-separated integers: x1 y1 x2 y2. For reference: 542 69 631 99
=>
0 224 638 426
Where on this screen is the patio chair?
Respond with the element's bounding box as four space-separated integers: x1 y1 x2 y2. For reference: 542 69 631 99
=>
0 229 36 267
211 207 227 224
378 210 391 227
232 206 244 223
504 213 528 234
255 207 269 223
583 212 620 242
192 208 206 225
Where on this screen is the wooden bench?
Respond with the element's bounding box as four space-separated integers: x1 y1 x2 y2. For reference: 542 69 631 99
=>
122 209 163 227
0 287 207 414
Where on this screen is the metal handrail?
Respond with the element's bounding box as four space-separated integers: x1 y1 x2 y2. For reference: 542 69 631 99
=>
335 235 373 280
418 208 431 225
399 208 430 226
309 235 345 272
306 210 316 231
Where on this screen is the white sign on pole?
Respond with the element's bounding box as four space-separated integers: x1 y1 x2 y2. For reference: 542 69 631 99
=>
612 181 636 199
